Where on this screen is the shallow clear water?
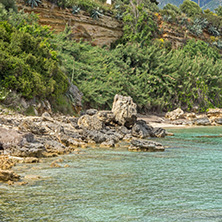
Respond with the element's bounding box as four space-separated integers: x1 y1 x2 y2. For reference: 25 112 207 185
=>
1 127 222 222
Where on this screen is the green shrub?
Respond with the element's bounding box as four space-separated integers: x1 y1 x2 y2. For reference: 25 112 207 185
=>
0 0 17 11
0 21 68 99
180 0 202 18
163 3 181 15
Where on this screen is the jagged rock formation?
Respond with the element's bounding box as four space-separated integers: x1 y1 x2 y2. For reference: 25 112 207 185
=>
15 0 123 47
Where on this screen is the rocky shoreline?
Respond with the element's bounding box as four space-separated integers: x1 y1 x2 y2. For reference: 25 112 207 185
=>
1 95 222 184
0 95 167 184
140 108 222 128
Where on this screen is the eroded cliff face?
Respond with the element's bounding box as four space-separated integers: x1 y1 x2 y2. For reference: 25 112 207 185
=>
15 0 123 47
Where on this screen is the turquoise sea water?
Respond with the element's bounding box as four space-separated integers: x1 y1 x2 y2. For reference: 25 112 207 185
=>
1 127 222 222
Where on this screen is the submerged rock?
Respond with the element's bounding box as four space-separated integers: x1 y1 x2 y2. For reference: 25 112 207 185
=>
0 170 20 182
129 139 164 152
151 128 166 138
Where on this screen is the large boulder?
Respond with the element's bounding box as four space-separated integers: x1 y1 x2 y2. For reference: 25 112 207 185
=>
96 111 115 125
0 127 34 152
150 128 166 138
7 143 46 158
112 94 137 128
78 115 104 130
193 117 211 126
131 120 153 139
0 170 20 182
129 139 164 152
165 108 184 120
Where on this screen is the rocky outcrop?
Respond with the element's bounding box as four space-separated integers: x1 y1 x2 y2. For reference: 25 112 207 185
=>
164 107 222 126
193 117 211 126
15 0 123 47
207 108 222 125
78 115 104 130
129 139 165 152
165 108 184 120
131 120 153 139
0 127 34 151
112 94 137 128
0 170 20 182
0 94 167 169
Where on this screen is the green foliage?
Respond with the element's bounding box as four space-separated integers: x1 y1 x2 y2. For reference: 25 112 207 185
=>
47 0 110 12
91 7 103 20
188 18 208 36
0 0 17 12
215 6 222 17
0 21 68 99
122 4 158 46
163 3 181 15
25 0 42 8
52 27 222 112
180 0 202 17
0 3 8 20
72 5 80 14
183 39 219 60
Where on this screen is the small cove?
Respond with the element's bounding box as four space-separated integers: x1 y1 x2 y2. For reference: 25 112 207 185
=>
1 126 222 222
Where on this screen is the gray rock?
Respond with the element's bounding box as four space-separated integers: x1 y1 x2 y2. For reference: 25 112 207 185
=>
193 117 211 126
96 110 115 125
86 130 107 143
42 112 53 122
165 108 185 120
36 100 52 115
0 127 34 151
117 126 130 136
44 140 68 154
129 139 164 152
214 118 222 125
18 119 47 135
112 94 137 128
100 140 115 148
8 142 46 158
86 109 98 116
78 114 104 130
131 120 153 138
67 82 83 114
151 128 166 138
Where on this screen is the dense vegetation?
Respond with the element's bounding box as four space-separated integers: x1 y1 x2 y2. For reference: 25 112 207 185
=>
1 0 222 113
0 3 69 112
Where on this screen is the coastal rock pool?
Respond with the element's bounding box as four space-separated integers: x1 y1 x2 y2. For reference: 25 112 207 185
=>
1 127 222 222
